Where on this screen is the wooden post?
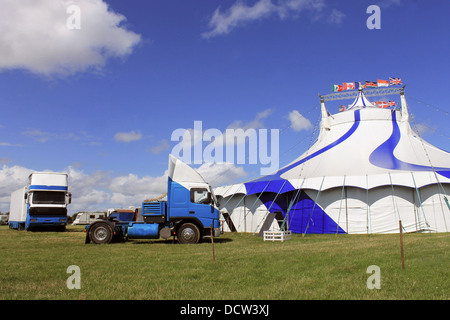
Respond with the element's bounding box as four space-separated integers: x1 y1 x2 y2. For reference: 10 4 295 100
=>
399 220 405 270
210 227 215 262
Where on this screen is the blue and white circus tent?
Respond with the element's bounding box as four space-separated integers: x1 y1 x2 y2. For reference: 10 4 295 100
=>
214 88 450 234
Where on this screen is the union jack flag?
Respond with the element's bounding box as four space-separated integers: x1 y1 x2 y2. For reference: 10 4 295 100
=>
389 77 402 85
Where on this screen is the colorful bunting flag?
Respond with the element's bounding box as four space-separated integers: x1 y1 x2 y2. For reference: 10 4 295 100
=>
374 101 396 108
331 78 404 92
344 82 355 90
374 101 389 108
389 77 402 85
377 79 389 87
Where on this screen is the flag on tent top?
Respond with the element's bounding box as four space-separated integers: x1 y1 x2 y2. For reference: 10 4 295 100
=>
374 101 390 108
333 83 356 92
377 79 389 87
331 78 403 92
390 77 402 85
373 100 397 108
332 84 344 92
344 82 356 90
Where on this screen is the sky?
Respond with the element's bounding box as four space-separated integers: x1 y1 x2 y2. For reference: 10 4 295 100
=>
0 0 449 214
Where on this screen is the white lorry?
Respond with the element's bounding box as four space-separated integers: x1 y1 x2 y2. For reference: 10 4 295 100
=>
9 172 72 231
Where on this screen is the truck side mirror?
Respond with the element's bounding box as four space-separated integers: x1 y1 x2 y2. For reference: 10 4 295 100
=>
67 192 72 204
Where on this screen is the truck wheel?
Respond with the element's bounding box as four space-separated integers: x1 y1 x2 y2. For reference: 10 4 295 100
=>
89 222 114 244
177 223 200 244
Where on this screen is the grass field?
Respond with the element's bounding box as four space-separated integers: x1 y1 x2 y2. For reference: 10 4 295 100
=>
0 225 448 300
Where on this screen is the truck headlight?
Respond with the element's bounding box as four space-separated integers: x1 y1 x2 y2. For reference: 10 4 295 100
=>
59 218 66 222
30 219 37 222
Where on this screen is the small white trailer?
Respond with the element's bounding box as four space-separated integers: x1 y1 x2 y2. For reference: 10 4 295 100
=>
0 214 9 225
72 212 105 225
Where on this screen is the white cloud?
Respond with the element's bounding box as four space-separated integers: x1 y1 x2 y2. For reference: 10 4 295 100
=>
71 189 110 212
0 0 141 77
22 129 80 143
197 162 247 187
328 9 345 24
378 0 401 8
109 173 167 196
66 166 111 212
0 158 12 165
114 131 142 143
202 0 275 38
287 110 312 131
202 0 327 38
151 139 171 155
227 108 273 130
21 129 100 146
0 165 33 199
172 109 273 156
0 142 22 147
0 165 33 212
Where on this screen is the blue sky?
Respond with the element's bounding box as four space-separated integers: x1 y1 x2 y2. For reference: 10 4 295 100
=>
0 0 449 213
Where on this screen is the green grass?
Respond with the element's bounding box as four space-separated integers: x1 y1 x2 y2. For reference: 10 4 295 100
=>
0 225 448 300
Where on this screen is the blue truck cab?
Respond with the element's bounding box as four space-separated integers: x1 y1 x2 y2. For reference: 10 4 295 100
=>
85 155 221 244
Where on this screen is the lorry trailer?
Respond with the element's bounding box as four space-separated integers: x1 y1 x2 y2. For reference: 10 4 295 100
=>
85 155 221 244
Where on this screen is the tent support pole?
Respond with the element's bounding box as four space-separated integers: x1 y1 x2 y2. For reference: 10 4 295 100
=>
240 181 271 233
280 187 301 231
303 176 325 237
228 184 256 233
388 173 401 225
411 172 430 232
220 183 245 212
345 187 348 232
336 176 346 236
253 180 287 235
399 220 405 270
366 175 370 236
280 179 306 232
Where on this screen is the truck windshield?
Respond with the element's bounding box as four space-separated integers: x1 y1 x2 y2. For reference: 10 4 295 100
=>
32 191 66 204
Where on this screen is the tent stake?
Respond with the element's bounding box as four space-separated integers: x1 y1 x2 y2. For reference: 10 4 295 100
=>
399 220 405 270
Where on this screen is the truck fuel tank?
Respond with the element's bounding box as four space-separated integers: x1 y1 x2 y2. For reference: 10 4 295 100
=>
126 223 159 239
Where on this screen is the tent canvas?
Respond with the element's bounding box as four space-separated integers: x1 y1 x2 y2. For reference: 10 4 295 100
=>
215 88 450 234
